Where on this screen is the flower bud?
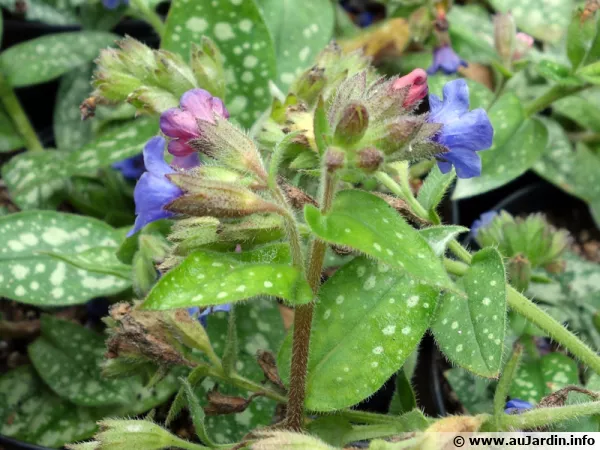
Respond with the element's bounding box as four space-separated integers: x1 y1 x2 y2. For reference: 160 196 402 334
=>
91 419 195 450
392 69 428 108
160 309 215 357
132 249 158 297
252 432 335 450
190 37 226 99
291 66 327 106
153 51 197 95
325 147 346 172
379 118 424 154
494 13 517 64
357 147 384 172
507 254 532 292
514 32 534 60
334 102 369 145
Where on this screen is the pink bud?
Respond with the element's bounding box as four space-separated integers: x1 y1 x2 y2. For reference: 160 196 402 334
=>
513 32 534 60
392 68 428 108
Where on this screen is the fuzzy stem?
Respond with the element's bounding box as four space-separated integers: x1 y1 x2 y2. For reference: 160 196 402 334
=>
500 401 600 430
286 172 337 431
170 436 209 450
493 344 523 427
0 71 44 152
524 84 588 117
443 258 600 375
129 0 165 38
408 160 434 179
375 171 429 220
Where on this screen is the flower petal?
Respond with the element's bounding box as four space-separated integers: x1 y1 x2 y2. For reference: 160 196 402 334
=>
160 108 199 140
172 153 200 169
143 136 172 177
436 108 494 152
167 139 195 157
430 78 471 123
442 147 482 178
180 88 217 122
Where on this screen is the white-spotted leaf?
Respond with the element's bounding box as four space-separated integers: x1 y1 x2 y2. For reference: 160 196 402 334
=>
278 257 438 411
255 0 335 90
0 0 78 25
142 251 312 310
2 117 157 210
162 0 276 127
448 5 497 64
509 353 579 404
304 190 454 290
44 246 132 279
0 32 117 87
489 0 573 43
419 226 469 257
553 95 600 133
432 248 507 378
0 211 128 305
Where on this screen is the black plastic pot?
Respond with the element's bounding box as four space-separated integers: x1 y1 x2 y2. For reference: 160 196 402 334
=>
0 435 52 450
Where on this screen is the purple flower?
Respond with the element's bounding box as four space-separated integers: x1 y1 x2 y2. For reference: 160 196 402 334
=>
188 304 232 327
428 79 494 178
113 154 145 180
160 88 229 158
505 398 533 414
427 45 467 75
471 211 498 238
128 136 194 236
102 0 128 9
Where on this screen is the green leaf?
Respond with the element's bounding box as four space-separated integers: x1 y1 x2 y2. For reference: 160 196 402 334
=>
0 211 128 306
419 226 468 257
200 298 285 443
567 12 598 70
0 32 117 87
162 0 276 127
428 76 493 110
256 0 335 90
453 103 548 199
181 378 216 447
553 94 600 132
54 64 94 151
536 59 584 86
142 250 312 310
445 367 495 414
306 416 353 448
0 105 24 153
417 165 456 218
389 370 417 416
278 257 438 411
509 352 579 404
304 189 454 291
578 60 600 84
432 248 507 377
488 0 573 43
2 117 157 210
44 246 132 279
448 5 497 64
0 0 79 25
0 365 101 448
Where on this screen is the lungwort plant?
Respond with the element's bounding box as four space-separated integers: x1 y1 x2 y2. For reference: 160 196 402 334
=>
1 1 600 449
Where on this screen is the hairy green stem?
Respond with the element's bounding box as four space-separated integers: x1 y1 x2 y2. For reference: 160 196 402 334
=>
130 0 165 38
524 84 588 117
500 401 600 430
170 437 209 450
0 71 44 152
408 160 434 179
286 172 337 431
443 258 600 375
376 171 429 220
493 344 523 427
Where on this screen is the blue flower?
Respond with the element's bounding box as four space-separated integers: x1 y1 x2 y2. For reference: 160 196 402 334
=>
102 0 129 9
113 154 145 180
427 45 467 75
188 304 232 327
471 211 498 238
428 79 494 178
505 398 533 414
128 136 190 237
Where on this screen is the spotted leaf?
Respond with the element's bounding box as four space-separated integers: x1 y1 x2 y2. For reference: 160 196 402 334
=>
304 190 454 291
2 117 157 210
432 248 507 378
0 211 128 306
0 0 78 25
255 0 335 90
54 64 94 151
199 298 285 443
448 5 497 64
162 0 276 127
553 94 600 133
0 32 117 87
278 257 438 411
509 353 579 404
419 226 469 257
489 0 573 43
453 95 547 199
44 246 132 279
142 250 312 310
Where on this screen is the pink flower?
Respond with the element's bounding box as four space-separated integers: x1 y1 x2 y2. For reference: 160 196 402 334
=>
392 68 429 108
514 33 534 60
160 88 229 158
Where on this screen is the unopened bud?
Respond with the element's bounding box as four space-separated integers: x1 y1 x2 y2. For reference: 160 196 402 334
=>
392 69 428 108
380 118 424 153
91 419 195 450
291 66 326 106
160 309 215 356
334 102 369 145
513 32 534 60
494 13 517 64
507 254 532 292
357 147 385 172
132 250 158 297
190 37 226 99
325 147 346 173
253 432 335 450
